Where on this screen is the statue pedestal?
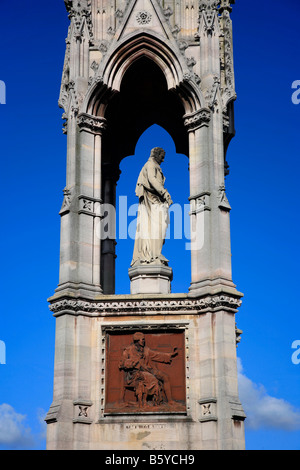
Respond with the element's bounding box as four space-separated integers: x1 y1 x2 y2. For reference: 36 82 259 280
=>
128 265 173 295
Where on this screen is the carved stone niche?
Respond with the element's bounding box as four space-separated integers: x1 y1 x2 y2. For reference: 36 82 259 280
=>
104 328 186 415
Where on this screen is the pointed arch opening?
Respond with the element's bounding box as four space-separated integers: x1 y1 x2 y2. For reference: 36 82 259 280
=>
115 125 190 294
99 55 191 294
85 33 203 119
102 56 189 166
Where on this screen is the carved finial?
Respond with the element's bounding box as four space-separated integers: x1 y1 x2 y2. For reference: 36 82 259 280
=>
198 0 220 35
219 0 235 14
65 0 93 39
199 0 220 12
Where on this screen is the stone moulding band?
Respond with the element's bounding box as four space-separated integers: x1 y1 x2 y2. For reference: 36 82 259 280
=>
101 322 190 333
49 294 242 316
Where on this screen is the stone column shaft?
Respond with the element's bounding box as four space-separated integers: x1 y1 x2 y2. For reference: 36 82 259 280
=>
101 167 117 295
57 113 106 295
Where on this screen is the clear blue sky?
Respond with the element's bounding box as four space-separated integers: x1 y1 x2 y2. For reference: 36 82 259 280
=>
0 0 299 450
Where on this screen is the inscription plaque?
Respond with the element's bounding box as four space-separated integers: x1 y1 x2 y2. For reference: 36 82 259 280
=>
105 330 186 414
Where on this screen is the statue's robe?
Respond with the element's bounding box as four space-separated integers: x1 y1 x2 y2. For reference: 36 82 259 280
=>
119 343 173 404
131 157 170 266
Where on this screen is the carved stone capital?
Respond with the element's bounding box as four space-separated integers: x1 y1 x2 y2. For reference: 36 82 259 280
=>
183 108 211 132
203 75 220 109
219 2 236 107
77 113 107 134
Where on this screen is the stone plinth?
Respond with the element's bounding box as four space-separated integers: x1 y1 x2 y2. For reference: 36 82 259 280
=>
128 265 173 295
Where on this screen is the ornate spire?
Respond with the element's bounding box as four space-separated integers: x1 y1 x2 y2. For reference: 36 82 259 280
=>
219 0 236 109
199 0 220 10
219 0 235 14
198 0 235 14
198 0 220 36
64 0 93 39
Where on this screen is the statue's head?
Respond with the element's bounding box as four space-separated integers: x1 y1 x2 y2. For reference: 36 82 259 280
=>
133 332 145 347
150 147 165 164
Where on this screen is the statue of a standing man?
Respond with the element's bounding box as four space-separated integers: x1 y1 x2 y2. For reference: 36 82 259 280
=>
131 147 173 267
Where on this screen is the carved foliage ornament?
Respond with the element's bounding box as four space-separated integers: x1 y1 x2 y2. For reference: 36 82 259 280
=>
199 0 220 11
197 0 236 108
219 7 236 108
136 11 152 25
64 0 93 39
49 295 242 315
219 0 235 14
163 7 173 19
199 0 235 12
198 0 235 36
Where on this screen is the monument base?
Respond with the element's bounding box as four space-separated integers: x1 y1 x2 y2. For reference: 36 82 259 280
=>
46 290 246 450
128 265 173 295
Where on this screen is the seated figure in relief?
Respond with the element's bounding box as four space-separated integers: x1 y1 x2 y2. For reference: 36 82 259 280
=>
119 332 178 408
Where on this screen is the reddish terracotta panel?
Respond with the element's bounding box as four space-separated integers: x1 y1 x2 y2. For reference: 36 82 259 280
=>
105 330 186 414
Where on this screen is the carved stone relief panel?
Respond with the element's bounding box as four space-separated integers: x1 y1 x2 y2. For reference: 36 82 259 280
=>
104 329 186 415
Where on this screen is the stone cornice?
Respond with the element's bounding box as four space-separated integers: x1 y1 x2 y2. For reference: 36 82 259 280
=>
48 293 242 317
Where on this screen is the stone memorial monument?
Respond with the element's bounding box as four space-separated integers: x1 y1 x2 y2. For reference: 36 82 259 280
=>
46 0 246 450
